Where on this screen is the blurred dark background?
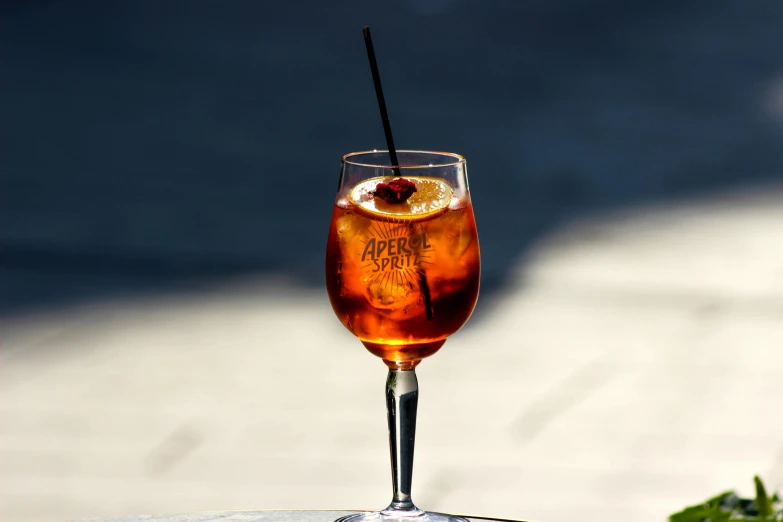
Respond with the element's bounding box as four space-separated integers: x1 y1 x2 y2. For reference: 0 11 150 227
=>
3 0 783 316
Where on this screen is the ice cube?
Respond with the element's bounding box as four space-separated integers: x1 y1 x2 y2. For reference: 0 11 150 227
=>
364 270 418 310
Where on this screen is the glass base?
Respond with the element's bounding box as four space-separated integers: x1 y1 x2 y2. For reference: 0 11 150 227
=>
336 511 469 522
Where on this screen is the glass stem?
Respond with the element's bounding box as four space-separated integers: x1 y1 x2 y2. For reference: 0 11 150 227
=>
382 369 424 518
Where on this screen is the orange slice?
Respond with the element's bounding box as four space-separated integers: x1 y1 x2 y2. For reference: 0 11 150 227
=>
349 176 453 223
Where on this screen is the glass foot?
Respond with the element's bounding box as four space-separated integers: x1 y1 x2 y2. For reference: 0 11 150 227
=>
336 511 469 522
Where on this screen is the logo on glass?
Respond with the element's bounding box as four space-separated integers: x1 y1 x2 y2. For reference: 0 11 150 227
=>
360 223 433 276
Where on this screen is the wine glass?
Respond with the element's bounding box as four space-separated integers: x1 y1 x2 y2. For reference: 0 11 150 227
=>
325 150 480 522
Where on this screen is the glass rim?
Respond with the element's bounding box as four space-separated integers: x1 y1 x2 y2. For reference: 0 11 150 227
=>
342 150 466 169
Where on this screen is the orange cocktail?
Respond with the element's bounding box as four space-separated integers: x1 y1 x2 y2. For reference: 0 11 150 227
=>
326 173 480 369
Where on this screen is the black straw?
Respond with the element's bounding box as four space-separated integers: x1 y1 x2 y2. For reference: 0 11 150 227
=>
362 26 400 174
362 26 433 320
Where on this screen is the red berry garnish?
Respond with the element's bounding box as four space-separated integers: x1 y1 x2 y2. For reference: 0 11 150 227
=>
373 178 417 204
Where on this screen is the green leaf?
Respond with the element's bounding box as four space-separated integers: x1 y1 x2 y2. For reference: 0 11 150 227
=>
756 475 771 517
669 477 783 521
705 491 736 508
669 493 734 522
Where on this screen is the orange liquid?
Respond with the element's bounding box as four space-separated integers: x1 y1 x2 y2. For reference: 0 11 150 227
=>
326 198 480 369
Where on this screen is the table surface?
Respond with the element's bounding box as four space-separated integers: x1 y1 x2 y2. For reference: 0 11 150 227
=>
76 510 527 522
